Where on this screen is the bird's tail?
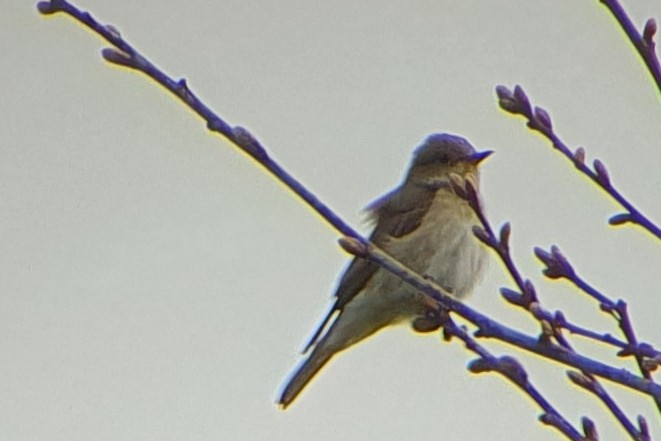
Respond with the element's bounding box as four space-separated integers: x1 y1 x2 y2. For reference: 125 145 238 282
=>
277 340 337 409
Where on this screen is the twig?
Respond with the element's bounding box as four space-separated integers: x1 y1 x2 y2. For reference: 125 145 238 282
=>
598 0 661 96
442 317 584 440
536 245 661 414
450 176 652 436
553 311 661 362
37 0 362 243
339 237 661 401
568 371 649 440
495 84 661 240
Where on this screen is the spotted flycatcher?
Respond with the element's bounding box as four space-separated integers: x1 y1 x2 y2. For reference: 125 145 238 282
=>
278 133 492 408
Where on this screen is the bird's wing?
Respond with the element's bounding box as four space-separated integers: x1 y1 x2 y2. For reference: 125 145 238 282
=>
367 182 437 239
302 183 437 353
301 256 378 353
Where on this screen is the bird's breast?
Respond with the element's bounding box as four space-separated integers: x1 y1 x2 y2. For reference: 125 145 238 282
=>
388 192 487 299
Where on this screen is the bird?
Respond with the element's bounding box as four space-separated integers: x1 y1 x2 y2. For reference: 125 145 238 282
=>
277 133 492 408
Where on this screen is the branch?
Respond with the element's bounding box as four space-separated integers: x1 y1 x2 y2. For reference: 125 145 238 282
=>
496 84 661 240
568 371 649 440
598 0 661 96
338 237 661 402
37 0 361 243
442 317 584 440
553 310 661 362
536 245 661 414
450 177 655 437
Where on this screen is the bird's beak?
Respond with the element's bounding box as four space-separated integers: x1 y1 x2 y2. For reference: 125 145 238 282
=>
469 150 494 165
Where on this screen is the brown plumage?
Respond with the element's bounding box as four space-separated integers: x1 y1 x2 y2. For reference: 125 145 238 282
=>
278 133 492 408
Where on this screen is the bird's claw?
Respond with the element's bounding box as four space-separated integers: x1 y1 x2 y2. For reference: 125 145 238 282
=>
412 308 449 333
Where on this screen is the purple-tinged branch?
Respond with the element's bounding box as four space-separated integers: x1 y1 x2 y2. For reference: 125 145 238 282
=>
450 171 661 429
638 415 651 441
443 319 584 440
580 417 599 441
568 371 646 439
339 234 661 401
451 178 535 303
535 244 661 414
615 300 661 413
36 0 361 244
496 85 661 240
554 311 661 361
533 245 617 307
598 0 661 96
535 246 661 356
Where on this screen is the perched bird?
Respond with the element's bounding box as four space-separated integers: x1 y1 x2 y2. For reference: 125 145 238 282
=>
277 133 492 408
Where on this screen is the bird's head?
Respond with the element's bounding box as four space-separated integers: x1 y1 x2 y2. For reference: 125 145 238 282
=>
407 133 492 187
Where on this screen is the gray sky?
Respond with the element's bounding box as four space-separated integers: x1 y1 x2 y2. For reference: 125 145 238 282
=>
3 1 661 440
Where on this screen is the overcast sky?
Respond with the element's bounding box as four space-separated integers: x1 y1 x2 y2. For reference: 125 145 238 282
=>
3 1 661 440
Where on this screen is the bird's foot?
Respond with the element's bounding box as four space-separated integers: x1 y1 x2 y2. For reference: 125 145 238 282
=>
412 308 450 333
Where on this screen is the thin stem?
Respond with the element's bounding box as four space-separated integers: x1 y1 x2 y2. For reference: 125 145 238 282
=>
557 312 661 360
496 85 661 240
599 0 661 96
444 318 584 440
536 244 661 414
568 371 644 440
339 237 661 401
37 0 362 243
461 182 651 435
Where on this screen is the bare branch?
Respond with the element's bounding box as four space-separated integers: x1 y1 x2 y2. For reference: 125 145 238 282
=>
36 0 361 243
554 311 661 362
568 371 646 439
536 246 661 382
598 0 661 96
496 85 661 239
452 171 659 431
444 318 584 440
341 234 661 401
